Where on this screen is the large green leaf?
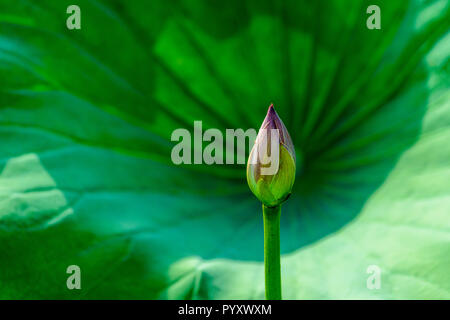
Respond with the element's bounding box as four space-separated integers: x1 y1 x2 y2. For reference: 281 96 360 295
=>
0 0 449 299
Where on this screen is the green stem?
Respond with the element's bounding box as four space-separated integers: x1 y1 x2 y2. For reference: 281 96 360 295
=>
263 204 282 300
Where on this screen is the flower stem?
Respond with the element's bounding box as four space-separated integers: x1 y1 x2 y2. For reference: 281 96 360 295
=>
263 204 282 300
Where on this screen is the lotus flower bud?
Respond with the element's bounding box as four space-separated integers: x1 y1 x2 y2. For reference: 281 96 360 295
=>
247 104 296 207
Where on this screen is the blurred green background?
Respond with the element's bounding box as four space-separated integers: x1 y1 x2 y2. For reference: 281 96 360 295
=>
0 0 449 299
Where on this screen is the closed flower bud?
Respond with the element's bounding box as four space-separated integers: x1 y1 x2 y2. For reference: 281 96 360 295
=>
247 104 296 207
